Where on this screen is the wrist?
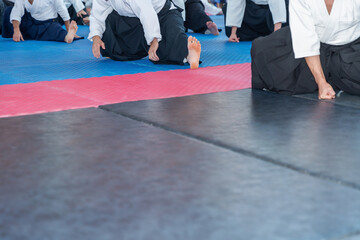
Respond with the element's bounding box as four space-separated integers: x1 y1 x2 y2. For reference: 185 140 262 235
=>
316 78 328 87
231 26 237 35
93 35 100 41
151 38 158 44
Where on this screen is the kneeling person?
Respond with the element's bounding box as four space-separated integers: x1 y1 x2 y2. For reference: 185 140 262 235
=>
2 0 79 43
89 0 201 69
251 0 360 98
172 0 219 35
224 0 288 42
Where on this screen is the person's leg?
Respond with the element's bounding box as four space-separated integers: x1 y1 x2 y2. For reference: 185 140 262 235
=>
156 4 201 68
251 27 318 94
100 11 148 61
22 17 76 42
184 0 218 35
156 7 188 65
325 38 360 95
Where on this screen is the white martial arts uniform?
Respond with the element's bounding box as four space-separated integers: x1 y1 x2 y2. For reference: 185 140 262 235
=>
64 0 85 13
251 0 360 95
226 0 286 27
202 0 222 15
89 0 175 45
10 0 70 23
290 0 360 59
83 0 92 8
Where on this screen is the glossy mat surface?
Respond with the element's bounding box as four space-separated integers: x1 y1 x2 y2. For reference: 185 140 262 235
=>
1 107 360 240
101 89 360 188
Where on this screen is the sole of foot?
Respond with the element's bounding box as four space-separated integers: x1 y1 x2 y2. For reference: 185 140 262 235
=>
206 21 219 36
187 36 201 70
64 21 78 44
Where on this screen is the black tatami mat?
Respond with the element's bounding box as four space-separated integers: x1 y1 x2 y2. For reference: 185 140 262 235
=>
101 89 360 189
1 108 360 240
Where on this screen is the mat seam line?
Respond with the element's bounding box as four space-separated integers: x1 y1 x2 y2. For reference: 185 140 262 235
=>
293 95 360 110
98 106 360 192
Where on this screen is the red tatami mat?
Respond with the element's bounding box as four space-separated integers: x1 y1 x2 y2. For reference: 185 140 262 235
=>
0 64 251 118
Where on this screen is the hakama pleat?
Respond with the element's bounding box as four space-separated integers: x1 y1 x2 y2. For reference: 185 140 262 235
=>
101 0 188 65
2 6 67 42
184 0 212 34
251 26 360 95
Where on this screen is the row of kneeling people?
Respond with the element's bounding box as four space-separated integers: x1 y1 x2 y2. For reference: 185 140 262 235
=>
0 0 359 98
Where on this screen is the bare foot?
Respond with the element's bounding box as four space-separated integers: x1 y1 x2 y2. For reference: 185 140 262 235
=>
187 36 201 70
206 21 219 36
64 21 78 43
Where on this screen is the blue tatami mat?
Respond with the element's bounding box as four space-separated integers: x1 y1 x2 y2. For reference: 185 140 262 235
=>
0 16 252 85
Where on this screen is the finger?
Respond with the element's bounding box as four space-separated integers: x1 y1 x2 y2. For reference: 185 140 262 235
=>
149 51 155 61
323 93 333 100
328 91 335 98
21 35 24 41
93 45 99 58
153 51 159 61
101 41 106 50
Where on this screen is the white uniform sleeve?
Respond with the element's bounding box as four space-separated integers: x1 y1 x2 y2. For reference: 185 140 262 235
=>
55 0 71 21
68 0 85 13
64 0 71 9
268 0 286 24
88 0 113 40
201 0 222 15
126 0 162 45
226 0 246 27
84 0 92 8
289 0 320 58
10 0 25 23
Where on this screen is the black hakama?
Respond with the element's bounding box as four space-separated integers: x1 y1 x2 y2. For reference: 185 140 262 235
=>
2 6 68 42
223 0 288 41
2 0 14 6
100 0 188 65
251 26 360 95
184 0 212 34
